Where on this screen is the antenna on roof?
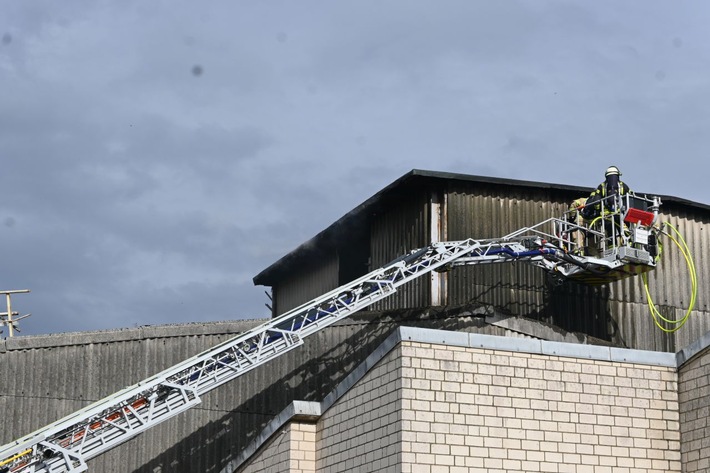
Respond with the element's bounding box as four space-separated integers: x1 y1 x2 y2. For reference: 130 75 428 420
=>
0 289 30 337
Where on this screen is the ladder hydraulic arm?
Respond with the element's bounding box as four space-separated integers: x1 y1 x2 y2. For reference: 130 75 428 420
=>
0 195 660 472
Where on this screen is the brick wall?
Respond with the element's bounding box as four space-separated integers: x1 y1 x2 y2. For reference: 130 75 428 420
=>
240 422 316 473
237 329 686 473
401 341 680 473
679 344 710 472
316 347 402 472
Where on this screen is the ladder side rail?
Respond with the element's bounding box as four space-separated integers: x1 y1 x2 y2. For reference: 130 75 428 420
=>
501 217 560 241
175 239 486 395
493 217 571 255
0 380 177 461
0 197 666 473
50 385 200 468
503 217 606 246
164 245 442 390
449 239 558 268
24 383 201 473
1 236 572 473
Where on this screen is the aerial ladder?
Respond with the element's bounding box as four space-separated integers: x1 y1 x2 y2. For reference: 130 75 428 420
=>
0 193 667 473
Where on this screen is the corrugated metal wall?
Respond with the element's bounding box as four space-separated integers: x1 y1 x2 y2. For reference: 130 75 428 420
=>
369 190 431 311
274 252 339 315
610 202 710 352
0 310 515 473
444 181 709 352
265 174 709 352
446 182 614 342
0 322 264 473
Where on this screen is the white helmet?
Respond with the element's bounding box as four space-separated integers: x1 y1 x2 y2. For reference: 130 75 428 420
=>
605 166 621 177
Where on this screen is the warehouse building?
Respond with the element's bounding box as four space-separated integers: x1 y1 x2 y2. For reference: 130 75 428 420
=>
1 170 709 472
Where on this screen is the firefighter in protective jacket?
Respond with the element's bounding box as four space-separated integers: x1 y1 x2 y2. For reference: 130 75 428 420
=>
581 166 630 220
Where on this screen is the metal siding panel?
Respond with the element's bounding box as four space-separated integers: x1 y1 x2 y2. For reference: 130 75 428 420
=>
620 205 710 351
0 322 258 472
442 180 710 349
655 209 694 308
256 172 709 351
274 253 339 315
447 183 568 325
668 206 710 350
369 192 430 311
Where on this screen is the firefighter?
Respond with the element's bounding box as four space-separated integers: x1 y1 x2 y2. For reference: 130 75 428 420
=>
581 166 631 220
581 166 632 250
567 196 589 255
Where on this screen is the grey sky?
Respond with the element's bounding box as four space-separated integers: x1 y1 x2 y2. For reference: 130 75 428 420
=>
1 1 708 336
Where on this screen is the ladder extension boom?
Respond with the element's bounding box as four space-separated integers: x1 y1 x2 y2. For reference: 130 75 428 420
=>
0 239 500 471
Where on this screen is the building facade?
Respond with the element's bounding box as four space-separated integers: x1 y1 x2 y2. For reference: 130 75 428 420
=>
1 301 708 472
2 170 709 472
254 170 710 353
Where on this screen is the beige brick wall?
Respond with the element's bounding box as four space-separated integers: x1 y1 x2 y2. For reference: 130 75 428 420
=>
240 334 684 473
316 346 402 472
679 345 710 473
240 421 316 473
401 341 680 473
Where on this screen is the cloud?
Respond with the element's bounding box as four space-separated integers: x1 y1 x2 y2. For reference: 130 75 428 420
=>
1 1 710 336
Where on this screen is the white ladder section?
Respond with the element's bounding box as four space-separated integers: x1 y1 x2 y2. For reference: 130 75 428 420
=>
1 218 647 472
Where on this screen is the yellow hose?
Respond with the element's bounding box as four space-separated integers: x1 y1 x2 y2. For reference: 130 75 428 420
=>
588 210 621 231
0 448 32 468
642 222 697 333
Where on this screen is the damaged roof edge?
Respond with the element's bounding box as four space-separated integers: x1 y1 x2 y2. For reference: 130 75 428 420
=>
252 168 710 286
